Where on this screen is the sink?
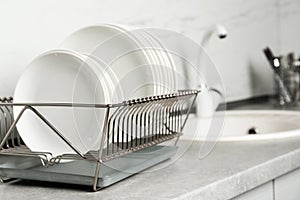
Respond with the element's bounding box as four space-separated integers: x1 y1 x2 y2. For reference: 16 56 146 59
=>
183 110 300 141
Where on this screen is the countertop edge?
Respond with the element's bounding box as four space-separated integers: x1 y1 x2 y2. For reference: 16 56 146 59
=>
175 147 300 200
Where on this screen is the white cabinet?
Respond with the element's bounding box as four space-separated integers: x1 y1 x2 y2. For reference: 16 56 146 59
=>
275 168 300 200
232 168 300 200
229 168 300 200
232 182 273 200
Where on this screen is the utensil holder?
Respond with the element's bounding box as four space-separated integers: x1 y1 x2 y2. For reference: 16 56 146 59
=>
274 61 300 107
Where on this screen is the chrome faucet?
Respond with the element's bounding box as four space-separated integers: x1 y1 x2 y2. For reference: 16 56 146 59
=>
196 24 227 117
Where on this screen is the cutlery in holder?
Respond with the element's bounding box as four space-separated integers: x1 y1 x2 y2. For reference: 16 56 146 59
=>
0 90 199 191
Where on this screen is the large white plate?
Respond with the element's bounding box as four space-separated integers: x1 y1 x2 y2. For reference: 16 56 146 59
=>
13 50 110 157
60 25 158 102
140 29 177 94
107 24 177 95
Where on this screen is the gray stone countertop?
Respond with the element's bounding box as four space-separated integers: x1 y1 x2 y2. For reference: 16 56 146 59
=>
1 138 300 200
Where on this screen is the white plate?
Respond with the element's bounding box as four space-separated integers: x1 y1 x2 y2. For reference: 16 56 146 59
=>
0 101 13 142
133 30 165 94
108 24 177 95
60 25 157 102
13 50 110 157
140 30 177 94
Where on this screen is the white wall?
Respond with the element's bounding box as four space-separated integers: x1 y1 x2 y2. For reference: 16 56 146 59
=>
0 0 298 101
279 0 300 53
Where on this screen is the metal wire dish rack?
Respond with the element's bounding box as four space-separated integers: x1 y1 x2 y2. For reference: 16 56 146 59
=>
0 90 199 191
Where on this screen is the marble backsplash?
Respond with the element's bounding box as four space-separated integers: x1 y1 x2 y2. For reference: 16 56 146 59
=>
0 0 298 102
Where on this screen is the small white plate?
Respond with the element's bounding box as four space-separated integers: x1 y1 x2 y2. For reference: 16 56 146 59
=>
13 50 110 157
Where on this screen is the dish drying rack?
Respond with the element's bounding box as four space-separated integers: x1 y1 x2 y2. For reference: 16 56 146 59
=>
0 90 199 191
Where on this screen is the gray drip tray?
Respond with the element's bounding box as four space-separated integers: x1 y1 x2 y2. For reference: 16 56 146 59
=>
0 145 177 189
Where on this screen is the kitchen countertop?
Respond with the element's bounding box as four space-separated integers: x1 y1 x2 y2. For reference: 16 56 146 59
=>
1 138 300 199
1 97 300 199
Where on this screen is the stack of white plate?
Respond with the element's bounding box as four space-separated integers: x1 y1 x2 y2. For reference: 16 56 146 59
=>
13 24 177 157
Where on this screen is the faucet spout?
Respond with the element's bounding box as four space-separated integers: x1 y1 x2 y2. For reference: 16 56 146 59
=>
201 24 228 47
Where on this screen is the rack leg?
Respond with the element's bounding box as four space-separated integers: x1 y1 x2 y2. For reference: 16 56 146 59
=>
93 161 102 191
93 107 111 191
0 176 17 184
